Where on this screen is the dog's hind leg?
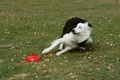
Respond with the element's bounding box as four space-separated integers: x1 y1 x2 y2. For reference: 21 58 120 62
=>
56 47 72 56
42 38 62 54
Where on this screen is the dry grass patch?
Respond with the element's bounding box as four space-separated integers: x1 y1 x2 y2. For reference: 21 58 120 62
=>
0 59 4 63
9 73 29 80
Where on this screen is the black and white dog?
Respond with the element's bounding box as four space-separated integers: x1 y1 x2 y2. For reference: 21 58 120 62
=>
42 17 93 56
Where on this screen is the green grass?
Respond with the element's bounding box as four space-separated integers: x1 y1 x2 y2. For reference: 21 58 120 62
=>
0 0 120 80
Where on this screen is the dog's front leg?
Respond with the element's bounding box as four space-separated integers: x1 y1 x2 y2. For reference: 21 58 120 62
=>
59 43 64 51
42 39 62 54
56 47 72 56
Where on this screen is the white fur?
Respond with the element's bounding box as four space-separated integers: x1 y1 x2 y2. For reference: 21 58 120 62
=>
42 22 92 56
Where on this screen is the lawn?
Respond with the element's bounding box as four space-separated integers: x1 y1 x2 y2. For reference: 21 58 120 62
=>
0 0 120 80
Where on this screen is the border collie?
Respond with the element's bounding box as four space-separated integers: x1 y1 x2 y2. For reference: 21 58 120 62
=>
42 17 93 56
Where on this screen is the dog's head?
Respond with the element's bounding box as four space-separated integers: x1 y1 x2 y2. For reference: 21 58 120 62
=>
72 22 92 35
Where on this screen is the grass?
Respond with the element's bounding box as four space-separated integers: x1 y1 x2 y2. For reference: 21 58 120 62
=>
0 0 120 80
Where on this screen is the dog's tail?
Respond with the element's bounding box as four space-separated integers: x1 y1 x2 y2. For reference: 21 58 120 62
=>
86 37 93 44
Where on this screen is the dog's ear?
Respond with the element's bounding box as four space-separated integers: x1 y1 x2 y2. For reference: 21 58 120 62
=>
88 23 92 27
86 26 92 31
86 23 92 31
84 22 92 31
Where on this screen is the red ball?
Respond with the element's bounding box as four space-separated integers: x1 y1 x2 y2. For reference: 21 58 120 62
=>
26 54 41 62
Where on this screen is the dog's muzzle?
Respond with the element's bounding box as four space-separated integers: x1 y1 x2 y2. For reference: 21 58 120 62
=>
72 29 77 34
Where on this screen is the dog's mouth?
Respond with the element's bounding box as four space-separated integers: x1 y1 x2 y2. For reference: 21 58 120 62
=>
72 30 78 34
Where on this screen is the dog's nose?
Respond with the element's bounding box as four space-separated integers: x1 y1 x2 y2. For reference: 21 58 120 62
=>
72 29 75 34
72 29 75 33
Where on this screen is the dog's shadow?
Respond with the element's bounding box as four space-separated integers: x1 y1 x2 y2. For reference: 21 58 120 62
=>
66 44 97 55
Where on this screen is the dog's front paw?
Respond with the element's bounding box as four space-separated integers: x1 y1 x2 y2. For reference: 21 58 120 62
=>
79 47 86 50
42 48 50 54
56 52 63 56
